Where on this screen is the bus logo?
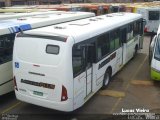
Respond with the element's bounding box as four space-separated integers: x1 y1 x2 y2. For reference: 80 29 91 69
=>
21 79 55 90
98 52 116 70
15 62 19 68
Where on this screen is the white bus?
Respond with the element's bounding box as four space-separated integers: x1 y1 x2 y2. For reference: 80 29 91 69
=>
149 25 160 80
137 7 160 33
0 11 95 96
0 10 62 20
13 12 144 111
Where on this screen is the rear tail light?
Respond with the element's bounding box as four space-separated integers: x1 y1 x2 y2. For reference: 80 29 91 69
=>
61 85 68 101
13 76 18 91
144 27 148 33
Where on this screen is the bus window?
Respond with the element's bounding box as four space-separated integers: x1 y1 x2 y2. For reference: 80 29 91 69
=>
97 33 109 60
0 34 15 64
110 30 120 51
127 24 133 40
72 44 85 77
110 31 115 52
149 11 160 20
133 21 139 36
154 35 160 61
120 27 127 43
46 45 59 55
113 30 120 49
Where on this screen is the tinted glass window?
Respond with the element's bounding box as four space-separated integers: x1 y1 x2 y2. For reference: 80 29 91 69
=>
46 45 59 55
97 33 110 60
72 44 85 77
127 24 133 40
149 11 160 20
110 29 120 50
154 35 160 61
0 34 15 64
133 21 139 36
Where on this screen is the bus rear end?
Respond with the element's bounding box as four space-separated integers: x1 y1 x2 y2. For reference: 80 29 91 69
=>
13 32 74 111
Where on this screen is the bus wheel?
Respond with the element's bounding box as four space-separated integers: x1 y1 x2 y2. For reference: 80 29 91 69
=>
133 45 138 58
102 69 111 89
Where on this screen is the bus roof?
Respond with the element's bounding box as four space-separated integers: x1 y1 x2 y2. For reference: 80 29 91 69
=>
22 12 142 44
0 11 95 35
0 10 62 20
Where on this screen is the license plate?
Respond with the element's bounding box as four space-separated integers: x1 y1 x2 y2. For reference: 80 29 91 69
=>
33 91 43 96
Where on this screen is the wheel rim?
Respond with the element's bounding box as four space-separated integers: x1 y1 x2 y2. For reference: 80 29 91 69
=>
104 73 109 86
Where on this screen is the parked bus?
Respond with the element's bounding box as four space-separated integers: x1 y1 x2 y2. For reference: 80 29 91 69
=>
149 25 160 80
13 12 144 111
0 10 61 20
0 11 95 96
137 7 160 33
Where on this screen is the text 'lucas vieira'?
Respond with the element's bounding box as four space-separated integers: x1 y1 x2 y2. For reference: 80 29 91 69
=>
122 108 149 113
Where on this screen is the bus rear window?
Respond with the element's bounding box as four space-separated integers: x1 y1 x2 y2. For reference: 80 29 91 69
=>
46 45 59 55
149 11 160 20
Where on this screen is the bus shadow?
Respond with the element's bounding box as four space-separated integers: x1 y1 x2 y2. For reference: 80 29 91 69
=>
0 91 16 104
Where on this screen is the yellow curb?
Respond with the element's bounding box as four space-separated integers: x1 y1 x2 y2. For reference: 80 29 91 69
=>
99 90 125 98
131 80 154 86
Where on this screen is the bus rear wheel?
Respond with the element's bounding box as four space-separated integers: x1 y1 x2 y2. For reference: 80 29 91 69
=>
133 45 138 58
102 69 111 89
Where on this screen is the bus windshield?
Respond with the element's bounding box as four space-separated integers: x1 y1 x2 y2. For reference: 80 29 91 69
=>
155 34 160 61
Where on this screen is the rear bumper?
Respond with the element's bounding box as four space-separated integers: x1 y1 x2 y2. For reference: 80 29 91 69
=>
15 91 73 112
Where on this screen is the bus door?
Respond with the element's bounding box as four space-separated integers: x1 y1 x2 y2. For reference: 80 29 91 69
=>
120 27 127 64
139 19 146 49
84 44 95 97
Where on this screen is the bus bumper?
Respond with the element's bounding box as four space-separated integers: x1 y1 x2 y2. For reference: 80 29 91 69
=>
15 91 73 112
151 68 160 81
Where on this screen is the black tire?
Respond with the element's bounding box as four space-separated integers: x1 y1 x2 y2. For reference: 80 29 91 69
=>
133 45 138 58
102 69 111 89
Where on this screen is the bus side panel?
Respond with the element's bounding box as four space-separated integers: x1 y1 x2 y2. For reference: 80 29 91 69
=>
0 61 13 95
92 51 118 92
151 59 160 81
123 36 139 64
73 72 86 110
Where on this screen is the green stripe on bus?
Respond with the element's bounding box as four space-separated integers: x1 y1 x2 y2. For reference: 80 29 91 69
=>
151 69 160 81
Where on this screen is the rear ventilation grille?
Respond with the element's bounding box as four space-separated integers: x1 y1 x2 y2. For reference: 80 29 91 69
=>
54 26 66 29
89 17 104 21
106 14 114 17
32 15 49 18
106 13 124 17
89 19 98 21
69 23 90 26
112 13 125 16
17 17 27 20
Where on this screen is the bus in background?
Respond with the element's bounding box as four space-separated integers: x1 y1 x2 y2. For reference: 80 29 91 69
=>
149 25 160 80
137 7 160 33
13 13 144 111
0 10 62 20
0 11 95 96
